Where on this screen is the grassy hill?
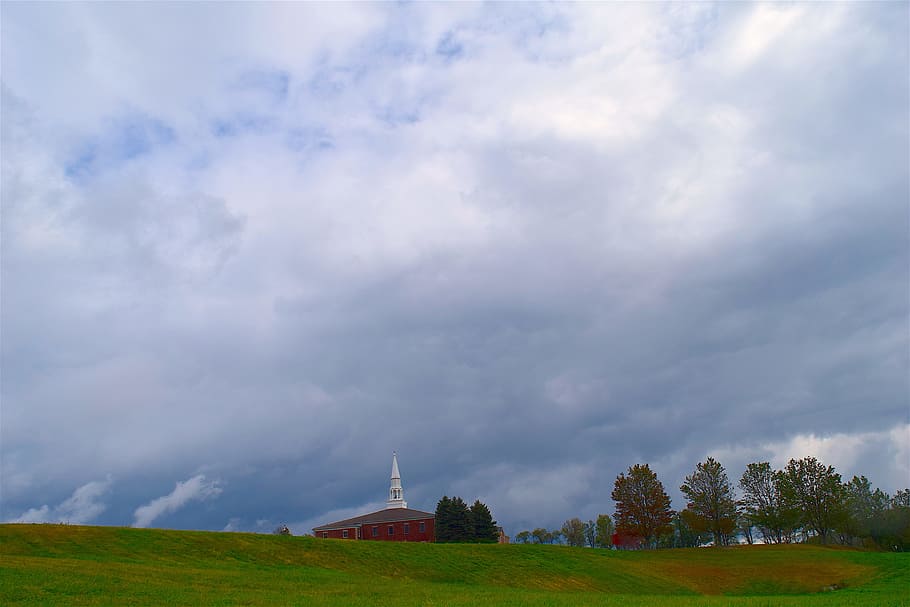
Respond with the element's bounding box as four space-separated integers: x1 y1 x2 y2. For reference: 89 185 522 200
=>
1 524 908 606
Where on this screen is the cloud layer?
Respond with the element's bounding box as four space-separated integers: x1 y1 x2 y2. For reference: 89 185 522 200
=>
2 3 907 533
133 475 222 528
11 478 112 525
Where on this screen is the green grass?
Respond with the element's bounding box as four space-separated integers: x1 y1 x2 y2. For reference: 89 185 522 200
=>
1 524 908 606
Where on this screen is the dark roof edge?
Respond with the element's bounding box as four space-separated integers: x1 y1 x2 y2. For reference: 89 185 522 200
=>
312 508 435 531
313 515 432 532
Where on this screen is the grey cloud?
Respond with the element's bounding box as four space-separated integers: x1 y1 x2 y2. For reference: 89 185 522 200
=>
2 3 907 535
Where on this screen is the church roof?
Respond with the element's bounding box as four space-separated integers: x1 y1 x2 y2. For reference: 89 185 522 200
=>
313 507 434 531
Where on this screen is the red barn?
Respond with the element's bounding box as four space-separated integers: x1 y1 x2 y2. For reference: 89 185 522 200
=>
313 452 435 542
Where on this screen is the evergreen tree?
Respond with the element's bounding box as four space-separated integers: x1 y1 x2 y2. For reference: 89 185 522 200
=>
448 496 472 542
434 496 454 542
436 495 499 542
468 500 498 542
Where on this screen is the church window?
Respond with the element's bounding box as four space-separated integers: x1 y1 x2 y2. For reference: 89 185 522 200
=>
419 521 426 533
342 529 348 538
388 525 394 536
372 526 379 537
322 532 328 538
404 523 410 535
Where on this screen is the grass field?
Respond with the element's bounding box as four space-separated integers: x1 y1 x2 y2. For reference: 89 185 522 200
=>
1 524 908 606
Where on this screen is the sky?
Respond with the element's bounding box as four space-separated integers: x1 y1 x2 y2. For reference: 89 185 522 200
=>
1 2 908 536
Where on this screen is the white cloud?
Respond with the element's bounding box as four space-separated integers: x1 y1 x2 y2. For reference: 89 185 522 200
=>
55 477 113 523
133 475 223 528
709 423 910 495
11 505 51 524
767 424 910 491
222 517 242 532
726 4 805 70
9 477 111 524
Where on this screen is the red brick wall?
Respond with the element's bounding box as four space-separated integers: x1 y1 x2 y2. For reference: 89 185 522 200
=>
319 526 361 540
317 518 434 542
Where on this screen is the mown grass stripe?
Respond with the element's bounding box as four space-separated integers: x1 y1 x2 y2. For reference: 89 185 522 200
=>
1 524 907 606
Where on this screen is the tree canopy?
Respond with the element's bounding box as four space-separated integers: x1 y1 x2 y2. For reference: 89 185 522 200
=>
738 462 799 544
778 456 848 544
593 514 614 548
612 463 674 547
469 500 499 542
508 457 909 551
561 517 586 547
679 457 738 546
435 496 497 543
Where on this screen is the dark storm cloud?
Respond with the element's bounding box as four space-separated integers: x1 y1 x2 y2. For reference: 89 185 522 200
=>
2 2 907 534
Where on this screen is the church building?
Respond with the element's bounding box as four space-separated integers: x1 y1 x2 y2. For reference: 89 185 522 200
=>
312 452 435 542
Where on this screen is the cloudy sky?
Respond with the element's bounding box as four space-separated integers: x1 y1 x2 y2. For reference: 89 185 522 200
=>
2 2 908 535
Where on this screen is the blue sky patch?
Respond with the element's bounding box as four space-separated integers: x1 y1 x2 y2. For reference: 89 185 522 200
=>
211 114 277 138
435 31 464 61
285 127 335 153
63 144 99 180
63 113 175 180
114 116 175 160
234 69 291 104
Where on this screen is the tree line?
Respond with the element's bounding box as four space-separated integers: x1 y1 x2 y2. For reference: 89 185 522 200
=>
434 496 499 542
512 456 910 551
513 514 614 548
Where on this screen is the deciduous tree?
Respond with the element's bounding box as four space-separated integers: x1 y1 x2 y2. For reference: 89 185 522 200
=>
841 475 890 543
669 511 709 548
680 457 738 546
882 491 910 551
736 511 754 545
531 527 549 544
612 463 674 548
561 517 586 547
583 520 596 548
892 489 910 508
778 457 847 544
594 514 614 548
738 462 799 544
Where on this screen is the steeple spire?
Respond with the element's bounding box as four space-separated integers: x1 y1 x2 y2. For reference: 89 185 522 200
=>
386 451 407 509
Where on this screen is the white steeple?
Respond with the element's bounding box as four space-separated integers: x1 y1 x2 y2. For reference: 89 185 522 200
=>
386 451 407 509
